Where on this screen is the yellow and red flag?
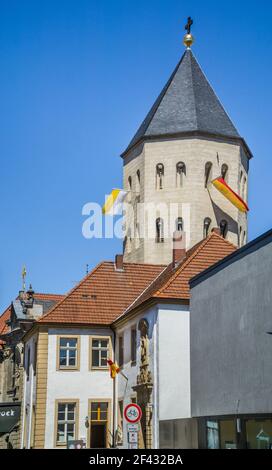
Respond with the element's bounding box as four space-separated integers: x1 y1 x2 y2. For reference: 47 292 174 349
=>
211 177 249 213
107 359 120 379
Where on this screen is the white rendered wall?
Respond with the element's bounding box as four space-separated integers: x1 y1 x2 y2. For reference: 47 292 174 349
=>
158 304 191 421
44 327 114 449
115 302 191 448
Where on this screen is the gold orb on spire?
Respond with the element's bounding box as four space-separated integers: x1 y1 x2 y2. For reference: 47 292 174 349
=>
183 16 194 49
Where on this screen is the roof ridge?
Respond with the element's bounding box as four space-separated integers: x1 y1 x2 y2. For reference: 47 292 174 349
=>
154 233 225 296
38 261 105 323
187 50 198 130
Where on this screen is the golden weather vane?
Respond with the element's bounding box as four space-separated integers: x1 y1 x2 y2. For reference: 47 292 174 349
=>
22 266 27 291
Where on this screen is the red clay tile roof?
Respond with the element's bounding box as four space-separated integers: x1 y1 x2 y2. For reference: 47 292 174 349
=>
39 262 165 325
0 306 12 347
122 233 236 316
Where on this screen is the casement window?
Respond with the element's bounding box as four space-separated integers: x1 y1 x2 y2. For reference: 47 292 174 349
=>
90 337 110 369
56 401 78 446
57 336 79 370
118 335 124 367
131 327 137 364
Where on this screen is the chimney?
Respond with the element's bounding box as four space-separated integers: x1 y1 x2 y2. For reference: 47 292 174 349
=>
211 227 221 236
172 231 186 267
115 254 124 271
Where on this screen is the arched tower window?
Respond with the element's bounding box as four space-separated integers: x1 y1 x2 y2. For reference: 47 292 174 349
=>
128 176 132 190
243 176 247 200
221 164 228 182
239 171 243 195
242 231 246 246
203 217 211 238
156 218 164 243
176 162 186 187
156 163 164 190
136 170 140 193
220 220 228 239
176 217 183 232
205 162 213 188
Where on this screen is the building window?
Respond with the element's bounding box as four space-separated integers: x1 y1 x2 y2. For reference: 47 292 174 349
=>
118 335 124 367
176 217 183 232
56 402 77 446
205 162 213 188
176 162 186 187
128 176 132 190
239 170 243 195
156 163 164 189
203 217 211 238
131 327 137 364
243 176 247 200
58 337 79 370
90 337 110 369
242 231 246 246
221 164 228 182
136 170 140 193
156 218 164 243
220 220 228 239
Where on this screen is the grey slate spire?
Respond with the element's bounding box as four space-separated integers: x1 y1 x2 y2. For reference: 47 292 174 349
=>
123 49 244 156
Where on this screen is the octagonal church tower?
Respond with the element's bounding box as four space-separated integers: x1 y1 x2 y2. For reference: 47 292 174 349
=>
122 29 252 265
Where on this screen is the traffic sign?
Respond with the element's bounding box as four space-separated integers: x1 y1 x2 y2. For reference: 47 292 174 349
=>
124 403 142 423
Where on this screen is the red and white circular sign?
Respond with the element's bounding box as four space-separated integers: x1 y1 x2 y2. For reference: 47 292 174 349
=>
124 403 142 423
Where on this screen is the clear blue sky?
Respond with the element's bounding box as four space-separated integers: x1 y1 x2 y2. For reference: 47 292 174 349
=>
0 0 272 311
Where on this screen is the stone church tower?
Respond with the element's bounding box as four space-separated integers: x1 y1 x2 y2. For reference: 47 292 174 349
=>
122 29 252 265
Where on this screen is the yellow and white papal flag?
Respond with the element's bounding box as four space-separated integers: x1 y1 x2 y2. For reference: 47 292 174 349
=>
102 189 128 215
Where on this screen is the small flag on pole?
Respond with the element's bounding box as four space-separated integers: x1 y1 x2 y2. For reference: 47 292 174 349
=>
211 177 249 213
107 359 120 379
102 189 128 215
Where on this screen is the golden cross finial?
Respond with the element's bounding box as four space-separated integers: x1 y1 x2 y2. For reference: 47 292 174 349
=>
183 16 195 49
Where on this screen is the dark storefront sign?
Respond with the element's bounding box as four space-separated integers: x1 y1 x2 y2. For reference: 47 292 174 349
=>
0 403 21 433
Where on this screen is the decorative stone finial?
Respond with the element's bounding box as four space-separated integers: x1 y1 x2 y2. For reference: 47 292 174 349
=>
183 16 194 49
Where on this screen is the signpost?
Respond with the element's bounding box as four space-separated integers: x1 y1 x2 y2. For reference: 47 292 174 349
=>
124 403 142 449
